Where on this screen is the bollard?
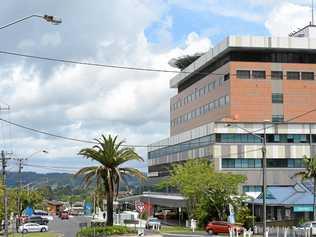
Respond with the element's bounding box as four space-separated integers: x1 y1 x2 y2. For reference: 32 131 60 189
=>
229 228 234 237
284 227 288 237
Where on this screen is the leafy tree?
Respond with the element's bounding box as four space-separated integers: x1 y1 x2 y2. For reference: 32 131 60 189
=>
162 159 246 225
75 135 146 226
295 155 316 220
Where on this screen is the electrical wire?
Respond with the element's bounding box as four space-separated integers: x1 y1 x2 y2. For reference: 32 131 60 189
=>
3 50 316 79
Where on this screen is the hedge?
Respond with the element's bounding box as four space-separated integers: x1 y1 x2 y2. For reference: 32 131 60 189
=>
76 226 136 237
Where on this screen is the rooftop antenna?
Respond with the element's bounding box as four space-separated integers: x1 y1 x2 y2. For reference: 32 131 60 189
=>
313 0 315 25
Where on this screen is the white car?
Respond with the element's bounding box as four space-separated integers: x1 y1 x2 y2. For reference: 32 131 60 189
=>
295 222 316 236
18 223 48 233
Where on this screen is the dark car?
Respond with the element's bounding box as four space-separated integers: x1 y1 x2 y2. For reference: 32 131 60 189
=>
27 216 49 225
205 221 243 235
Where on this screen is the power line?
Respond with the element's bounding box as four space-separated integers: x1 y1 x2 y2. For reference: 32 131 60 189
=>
3 50 316 79
0 50 213 76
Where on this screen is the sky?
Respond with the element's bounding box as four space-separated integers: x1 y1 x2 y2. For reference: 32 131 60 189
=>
0 0 314 174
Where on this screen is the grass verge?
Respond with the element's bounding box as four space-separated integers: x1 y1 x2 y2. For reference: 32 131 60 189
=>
160 226 206 234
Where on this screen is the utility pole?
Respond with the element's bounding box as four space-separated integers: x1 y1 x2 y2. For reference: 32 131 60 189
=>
16 158 26 216
2 150 10 237
262 122 267 237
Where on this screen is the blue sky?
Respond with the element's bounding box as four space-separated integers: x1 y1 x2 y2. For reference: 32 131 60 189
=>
0 0 313 173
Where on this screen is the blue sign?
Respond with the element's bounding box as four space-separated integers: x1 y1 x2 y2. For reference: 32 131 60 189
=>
25 206 34 216
294 205 313 212
84 203 92 215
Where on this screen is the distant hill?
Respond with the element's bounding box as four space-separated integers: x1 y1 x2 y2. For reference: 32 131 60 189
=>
6 171 142 189
6 171 82 188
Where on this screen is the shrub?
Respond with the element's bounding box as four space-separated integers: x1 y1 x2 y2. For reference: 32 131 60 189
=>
77 225 136 237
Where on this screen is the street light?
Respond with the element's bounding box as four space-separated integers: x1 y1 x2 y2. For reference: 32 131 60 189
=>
0 14 62 30
226 121 269 237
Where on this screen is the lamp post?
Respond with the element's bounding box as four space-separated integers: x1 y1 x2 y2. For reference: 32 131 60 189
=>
0 14 62 30
226 121 269 237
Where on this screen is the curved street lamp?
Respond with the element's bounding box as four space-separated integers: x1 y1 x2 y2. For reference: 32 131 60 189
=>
0 14 62 30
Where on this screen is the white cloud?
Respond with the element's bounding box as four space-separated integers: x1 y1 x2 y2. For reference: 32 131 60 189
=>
41 32 62 47
265 2 311 36
1 18 212 173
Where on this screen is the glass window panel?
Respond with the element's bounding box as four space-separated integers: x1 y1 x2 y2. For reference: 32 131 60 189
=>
272 93 284 103
287 71 300 80
224 74 230 81
252 70 266 79
301 72 314 80
271 71 283 80
237 70 251 79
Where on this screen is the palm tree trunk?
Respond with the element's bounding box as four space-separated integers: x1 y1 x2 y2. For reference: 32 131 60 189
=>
313 177 316 220
106 191 114 226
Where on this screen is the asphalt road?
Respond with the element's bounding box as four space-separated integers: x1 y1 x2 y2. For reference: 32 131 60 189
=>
49 216 91 237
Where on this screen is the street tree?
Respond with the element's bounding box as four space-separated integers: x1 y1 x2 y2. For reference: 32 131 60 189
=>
75 135 146 226
295 155 316 220
162 159 246 225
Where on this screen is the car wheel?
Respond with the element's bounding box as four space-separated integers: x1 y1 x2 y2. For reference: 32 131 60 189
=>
41 227 47 232
207 229 213 235
22 229 28 233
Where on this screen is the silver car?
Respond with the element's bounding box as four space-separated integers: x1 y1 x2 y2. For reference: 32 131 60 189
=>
146 217 161 229
18 223 48 233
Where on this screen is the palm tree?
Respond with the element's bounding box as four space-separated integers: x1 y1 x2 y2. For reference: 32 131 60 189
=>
75 135 146 226
295 155 316 220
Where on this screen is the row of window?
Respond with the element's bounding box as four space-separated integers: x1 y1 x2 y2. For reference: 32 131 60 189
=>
171 95 230 128
149 133 316 160
222 158 305 169
171 74 230 112
148 135 213 160
237 70 315 80
216 133 314 143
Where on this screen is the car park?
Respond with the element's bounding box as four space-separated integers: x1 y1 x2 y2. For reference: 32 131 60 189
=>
18 223 48 233
205 221 243 235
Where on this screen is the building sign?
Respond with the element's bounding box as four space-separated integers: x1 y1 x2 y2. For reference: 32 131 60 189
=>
294 205 313 212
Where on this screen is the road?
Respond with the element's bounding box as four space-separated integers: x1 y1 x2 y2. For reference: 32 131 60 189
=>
49 216 91 237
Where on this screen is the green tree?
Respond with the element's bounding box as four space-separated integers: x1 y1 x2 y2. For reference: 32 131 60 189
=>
75 135 146 226
162 159 246 225
295 155 316 220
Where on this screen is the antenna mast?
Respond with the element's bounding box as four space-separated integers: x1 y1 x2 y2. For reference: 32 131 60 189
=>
313 0 315 25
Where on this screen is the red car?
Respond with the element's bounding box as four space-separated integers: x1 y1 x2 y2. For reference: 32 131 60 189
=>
60 211 69 220
205 221 243 235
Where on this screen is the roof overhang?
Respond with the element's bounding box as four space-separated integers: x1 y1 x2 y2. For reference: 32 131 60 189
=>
170 36 316 89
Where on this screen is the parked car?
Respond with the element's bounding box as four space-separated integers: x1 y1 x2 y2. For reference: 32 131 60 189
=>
18 223 48 233
146 217 161 229
60 211 69 220
205 221 243 235
27 216 49 225
296 222 316 236
33 210 54 221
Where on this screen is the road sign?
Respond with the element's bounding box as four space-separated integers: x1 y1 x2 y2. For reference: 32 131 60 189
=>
135 200 145 213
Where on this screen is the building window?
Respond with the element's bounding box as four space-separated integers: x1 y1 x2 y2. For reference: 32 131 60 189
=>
301 72 314 80
237 70 251 79
287 71 300 80
272 115 284 123
243 186 262 193
271 71 283 80
222 159 304 169
224 73 230 81
252 70 266 79
272 93 284 103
